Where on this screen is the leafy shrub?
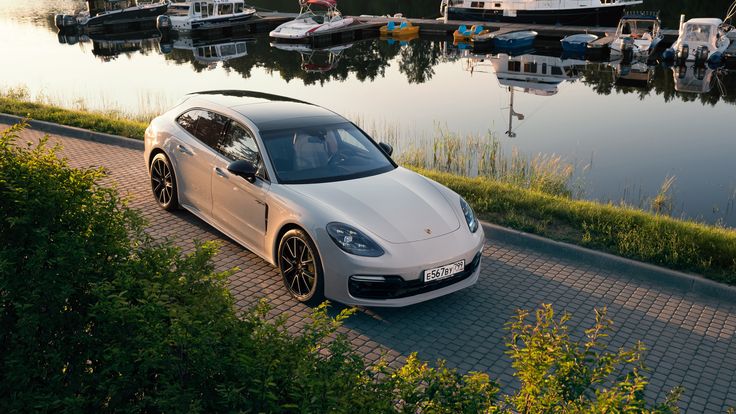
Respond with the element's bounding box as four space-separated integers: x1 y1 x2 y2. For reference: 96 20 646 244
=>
0 123 680 413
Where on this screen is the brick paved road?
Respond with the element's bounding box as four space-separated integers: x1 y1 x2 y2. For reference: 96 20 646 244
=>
9 124 736 412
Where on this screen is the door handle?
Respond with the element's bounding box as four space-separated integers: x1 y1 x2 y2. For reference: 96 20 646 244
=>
214 167 228 178
177 144 193 155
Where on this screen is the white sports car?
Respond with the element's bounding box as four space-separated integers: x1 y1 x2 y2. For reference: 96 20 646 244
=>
144 91 485 307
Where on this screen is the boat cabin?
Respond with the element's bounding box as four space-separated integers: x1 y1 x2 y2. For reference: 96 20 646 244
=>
614 12 661 40
680 19 723 46
87 0 135 17
168 0 251 18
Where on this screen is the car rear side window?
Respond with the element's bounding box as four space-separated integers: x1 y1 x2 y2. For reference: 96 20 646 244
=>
177 109 228 149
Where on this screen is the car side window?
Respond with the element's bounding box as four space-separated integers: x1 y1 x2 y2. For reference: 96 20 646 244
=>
176 110 199 136
193 110 228 148
218 122 267 180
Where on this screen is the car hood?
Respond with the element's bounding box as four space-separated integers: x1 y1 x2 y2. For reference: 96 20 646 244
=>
287 168 461 244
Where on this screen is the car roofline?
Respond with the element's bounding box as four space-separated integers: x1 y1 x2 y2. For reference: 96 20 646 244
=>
187 90 313 106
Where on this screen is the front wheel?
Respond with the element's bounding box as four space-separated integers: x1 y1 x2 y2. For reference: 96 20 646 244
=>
278 229 325 306
150 152 178 211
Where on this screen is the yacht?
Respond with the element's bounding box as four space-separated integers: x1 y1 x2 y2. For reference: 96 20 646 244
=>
270 0 354 41
440 0 643 26
167 0 257 32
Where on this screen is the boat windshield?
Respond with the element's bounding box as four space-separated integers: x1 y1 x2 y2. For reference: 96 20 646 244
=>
260 122 395 184
617 19 657 37
683 24 713 43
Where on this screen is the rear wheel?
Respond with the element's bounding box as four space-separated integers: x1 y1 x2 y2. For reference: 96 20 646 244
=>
278 229 325 306
150 152 178 211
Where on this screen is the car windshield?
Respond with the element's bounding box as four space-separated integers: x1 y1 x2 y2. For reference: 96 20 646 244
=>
259 122 395 184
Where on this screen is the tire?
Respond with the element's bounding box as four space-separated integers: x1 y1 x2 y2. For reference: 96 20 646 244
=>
150 152 179 211
278 229 325 306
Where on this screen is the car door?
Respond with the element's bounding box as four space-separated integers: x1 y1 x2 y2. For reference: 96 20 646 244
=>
211 120 270 254
172 109 226 216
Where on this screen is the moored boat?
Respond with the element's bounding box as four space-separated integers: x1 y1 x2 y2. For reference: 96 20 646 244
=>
663 18 732 67
167 0 257 32
56 0 168 30
609 12 664 63
270 0 354 41
440 0 643 27
561 33 599 53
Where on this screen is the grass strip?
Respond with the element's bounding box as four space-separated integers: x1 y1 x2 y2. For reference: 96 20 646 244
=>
413 168 736 284
0 97 147 139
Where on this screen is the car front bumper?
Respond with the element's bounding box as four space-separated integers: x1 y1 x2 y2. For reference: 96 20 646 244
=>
314 225 486 307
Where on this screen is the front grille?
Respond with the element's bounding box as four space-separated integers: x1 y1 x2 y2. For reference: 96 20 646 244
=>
348 252 482 300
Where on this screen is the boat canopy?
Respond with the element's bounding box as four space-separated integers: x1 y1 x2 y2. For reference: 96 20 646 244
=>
301 0 337 7
621 11 660 21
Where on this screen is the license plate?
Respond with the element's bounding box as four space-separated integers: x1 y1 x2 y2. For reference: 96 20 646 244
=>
424 260 465 283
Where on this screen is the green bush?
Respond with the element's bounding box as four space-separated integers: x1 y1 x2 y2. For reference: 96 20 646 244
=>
0 123 680 413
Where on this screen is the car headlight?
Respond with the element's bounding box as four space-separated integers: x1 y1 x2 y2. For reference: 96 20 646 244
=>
326 222 384 257
460 197 479 233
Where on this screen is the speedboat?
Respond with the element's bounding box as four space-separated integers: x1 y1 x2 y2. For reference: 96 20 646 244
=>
166 0 257 32
440 0 643 26
270 0 354 41
56 0 168 30
561 33 598 53
609 12 664 63
663 18 731 67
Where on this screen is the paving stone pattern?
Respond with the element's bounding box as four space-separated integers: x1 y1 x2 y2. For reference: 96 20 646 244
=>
9 125 736 412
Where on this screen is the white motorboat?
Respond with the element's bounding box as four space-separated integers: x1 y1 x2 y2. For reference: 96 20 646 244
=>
609 12 664 63
663 18 731 66
270 0 354 41
440 0 642 27
167 0 256 32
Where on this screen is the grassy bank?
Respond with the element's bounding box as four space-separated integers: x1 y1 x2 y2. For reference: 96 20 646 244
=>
414 168 736 283
1 97 734 283
0 96 147 139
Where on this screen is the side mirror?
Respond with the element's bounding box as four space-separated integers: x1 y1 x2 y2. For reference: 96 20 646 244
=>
378 142 393 157
227 160 257 183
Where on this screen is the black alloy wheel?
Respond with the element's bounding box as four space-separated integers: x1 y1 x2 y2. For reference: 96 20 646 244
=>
150 153 178 211
278 229 325 306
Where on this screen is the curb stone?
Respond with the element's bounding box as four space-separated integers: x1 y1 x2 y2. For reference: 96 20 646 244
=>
0 113 144 150
483 223 736 302
5 112 734 303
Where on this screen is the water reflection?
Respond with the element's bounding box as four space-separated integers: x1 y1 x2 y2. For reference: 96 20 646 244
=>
271 42 353 73
173 35 253 68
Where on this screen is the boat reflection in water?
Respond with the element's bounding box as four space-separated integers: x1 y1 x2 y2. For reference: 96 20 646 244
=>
57 28 165 61
173 35 253 68
609 60 655 89
270 42 354 73
671 63 723 94
466 51 585 137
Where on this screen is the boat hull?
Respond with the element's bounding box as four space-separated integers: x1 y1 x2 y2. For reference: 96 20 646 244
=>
86 3 168 26
447 5 628 27
190 13 257 31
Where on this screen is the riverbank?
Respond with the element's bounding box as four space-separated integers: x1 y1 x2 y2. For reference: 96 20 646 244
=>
2 97 734 283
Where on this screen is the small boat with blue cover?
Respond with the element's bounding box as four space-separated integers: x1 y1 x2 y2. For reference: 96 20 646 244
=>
493 30 537 50
561 33 598 53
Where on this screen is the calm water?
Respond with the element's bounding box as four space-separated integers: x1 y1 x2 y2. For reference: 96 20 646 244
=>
1 0 735 226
